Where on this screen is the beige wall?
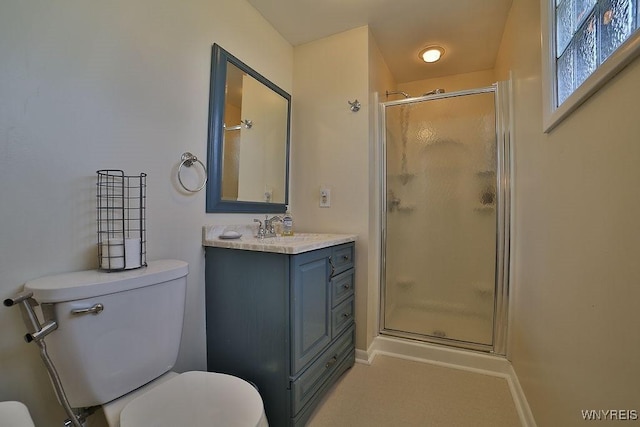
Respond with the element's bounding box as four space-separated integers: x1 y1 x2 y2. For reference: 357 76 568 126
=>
0 1 292 426
496 0 640 425
291 26 402 353
291 26 371 350
367 31 396 349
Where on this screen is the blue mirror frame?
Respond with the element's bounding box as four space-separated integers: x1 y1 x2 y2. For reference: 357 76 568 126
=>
206 44 291 213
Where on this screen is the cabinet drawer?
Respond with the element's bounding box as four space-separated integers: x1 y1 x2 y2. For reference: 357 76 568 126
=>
331 269 354 307
331 296 354 338
291 348 355 427
330 243 354 276
291 325 355 415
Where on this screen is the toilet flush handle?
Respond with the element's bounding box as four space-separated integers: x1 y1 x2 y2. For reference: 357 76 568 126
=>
70 303 104 316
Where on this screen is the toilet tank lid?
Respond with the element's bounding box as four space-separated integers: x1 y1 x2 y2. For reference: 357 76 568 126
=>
24 260 188 303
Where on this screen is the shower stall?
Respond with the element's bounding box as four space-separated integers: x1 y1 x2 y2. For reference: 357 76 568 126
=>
380 83 511 354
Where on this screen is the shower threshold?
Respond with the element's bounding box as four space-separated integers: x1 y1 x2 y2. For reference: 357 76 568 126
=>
382 305 496 353
380 328 496 354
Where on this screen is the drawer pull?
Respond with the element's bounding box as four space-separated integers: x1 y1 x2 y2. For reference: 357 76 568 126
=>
342 312 351 319
325 355 338 369
343 283 351 289
342 255 350 261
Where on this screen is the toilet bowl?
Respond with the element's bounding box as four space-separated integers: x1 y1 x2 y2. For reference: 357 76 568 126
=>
0 401 35 427
22 260 268 427
103 371 268 427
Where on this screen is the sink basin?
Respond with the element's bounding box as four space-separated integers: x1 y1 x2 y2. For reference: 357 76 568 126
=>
202 227 356 254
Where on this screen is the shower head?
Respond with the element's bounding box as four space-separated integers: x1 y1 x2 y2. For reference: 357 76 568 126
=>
386 90 410 99
422 88 445 96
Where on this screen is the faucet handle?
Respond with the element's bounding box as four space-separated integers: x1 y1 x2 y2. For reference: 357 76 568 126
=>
262 215 282 237
253 219 265 238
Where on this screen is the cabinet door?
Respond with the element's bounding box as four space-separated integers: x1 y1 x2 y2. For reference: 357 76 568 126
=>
291 247 332 374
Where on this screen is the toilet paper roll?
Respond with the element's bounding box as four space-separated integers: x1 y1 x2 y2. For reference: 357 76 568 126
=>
100 238 142 270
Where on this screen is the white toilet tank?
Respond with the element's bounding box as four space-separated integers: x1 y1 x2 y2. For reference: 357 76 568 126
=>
23 260 188 409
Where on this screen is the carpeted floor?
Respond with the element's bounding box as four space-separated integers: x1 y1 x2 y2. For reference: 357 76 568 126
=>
307 354 522 427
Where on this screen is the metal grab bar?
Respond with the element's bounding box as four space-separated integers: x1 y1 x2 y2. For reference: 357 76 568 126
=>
224 119 253 131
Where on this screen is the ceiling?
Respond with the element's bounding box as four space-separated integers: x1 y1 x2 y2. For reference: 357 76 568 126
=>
246 0 514 83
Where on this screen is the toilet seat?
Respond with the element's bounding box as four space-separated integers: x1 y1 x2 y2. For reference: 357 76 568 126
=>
119 371 268 427
0 401 35 427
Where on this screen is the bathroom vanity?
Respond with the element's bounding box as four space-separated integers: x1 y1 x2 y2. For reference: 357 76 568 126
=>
203 228 357 426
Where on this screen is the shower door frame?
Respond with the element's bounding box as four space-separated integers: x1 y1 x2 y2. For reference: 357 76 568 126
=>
378 83 512 355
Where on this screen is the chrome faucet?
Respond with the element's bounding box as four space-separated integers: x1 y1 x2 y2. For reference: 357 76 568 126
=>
254 216 282 239
264 215 282 238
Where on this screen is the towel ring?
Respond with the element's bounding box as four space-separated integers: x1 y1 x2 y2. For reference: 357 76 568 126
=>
178 152 207 193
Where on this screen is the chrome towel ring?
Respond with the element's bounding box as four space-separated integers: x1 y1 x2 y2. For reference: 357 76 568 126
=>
178 152 207 193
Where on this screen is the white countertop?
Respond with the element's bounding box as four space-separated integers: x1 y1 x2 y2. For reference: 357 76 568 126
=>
202 225 356 254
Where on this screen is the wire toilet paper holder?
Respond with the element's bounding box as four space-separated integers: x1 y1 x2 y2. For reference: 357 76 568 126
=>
96 170 147 271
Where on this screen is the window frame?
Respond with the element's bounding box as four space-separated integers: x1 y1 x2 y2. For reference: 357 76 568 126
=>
542 0 640 132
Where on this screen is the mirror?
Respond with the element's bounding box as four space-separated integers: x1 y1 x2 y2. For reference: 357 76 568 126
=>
206 44 291 213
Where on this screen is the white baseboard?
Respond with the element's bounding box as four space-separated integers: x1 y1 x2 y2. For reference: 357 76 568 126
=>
354 348 374 365
355 336 536 427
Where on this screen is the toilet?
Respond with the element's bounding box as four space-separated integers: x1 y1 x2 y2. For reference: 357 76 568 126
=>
0 401 35 427
23 259 268 427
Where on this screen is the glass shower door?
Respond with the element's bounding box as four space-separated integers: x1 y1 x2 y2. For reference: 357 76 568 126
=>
381 88 505 350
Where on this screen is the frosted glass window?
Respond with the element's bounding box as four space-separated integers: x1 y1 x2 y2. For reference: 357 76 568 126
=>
575 14 598 86
553 0 638 106
600 0 636 61
557 44 575 103
577 0 598 26
557 0 576 54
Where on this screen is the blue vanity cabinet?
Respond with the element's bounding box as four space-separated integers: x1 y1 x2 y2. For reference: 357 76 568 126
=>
291 248 333 373
205 242 355 427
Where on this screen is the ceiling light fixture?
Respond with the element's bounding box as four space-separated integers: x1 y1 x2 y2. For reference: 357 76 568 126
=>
419 46 445 63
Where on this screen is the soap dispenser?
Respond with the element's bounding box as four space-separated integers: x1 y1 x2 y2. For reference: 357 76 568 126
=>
282 206 294 236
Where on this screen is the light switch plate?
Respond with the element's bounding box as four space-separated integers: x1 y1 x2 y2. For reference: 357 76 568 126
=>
320 188 331 208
